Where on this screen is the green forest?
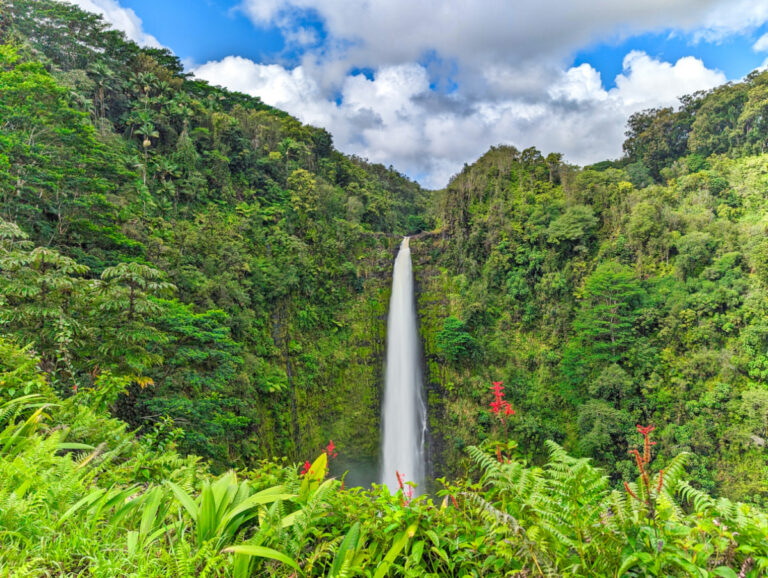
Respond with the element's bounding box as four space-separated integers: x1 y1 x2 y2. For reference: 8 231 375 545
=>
0 1 767 575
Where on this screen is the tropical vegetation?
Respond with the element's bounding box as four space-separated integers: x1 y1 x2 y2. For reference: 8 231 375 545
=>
1 1 768 575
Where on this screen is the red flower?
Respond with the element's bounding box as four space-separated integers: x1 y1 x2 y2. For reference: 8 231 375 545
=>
323 440 338 459
624 481 638 500
300 461 311 476
395 471 413 506
489 381 515 420
636 425 656 464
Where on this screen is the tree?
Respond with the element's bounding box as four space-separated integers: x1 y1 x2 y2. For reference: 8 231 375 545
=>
588 363 636 408
546 205 598 248
623 107 691 180
92 262 175 381
436 317 479 367
577 399 632 468
573 262 645 366
688 83 748 157
675 232 715 280
0 219 90 383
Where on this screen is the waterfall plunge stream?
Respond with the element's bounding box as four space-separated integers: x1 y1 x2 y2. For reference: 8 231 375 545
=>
380 237 427 493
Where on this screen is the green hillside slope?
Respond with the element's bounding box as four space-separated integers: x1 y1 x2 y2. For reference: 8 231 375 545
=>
1 0 430 469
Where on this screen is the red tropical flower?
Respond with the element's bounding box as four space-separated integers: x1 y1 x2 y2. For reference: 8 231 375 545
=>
636 425 656 464
489 381 515 421
636 424 655 436
323 440 338 459
300 461 311 476
395 471 413 506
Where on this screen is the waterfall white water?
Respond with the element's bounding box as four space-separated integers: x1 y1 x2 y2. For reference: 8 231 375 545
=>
381 237 427 494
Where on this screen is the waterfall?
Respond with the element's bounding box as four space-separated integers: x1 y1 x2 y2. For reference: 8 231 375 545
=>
380 237 427 494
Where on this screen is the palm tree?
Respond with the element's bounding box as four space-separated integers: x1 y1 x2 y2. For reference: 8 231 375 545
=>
88 61 116 135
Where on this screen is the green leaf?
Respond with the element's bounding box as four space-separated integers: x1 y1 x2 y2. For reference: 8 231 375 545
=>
166 481 198 521
618 552 653 576
330 522 360 577
299 452 327 499
57 488 106 526
373 523 417 578
223 545 301 573
431 546 450 565
140 487 164 538
56 442 95 451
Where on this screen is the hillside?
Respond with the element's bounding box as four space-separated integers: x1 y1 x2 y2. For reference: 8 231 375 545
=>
417 100 768 501
1 0 431 470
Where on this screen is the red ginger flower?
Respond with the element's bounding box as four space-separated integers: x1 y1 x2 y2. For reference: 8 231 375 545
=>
489 381 515 420
395 471 413 506
624 481 638 500
324 440 338 459
300 461 311 476
636 424 656 464
636 424 655 436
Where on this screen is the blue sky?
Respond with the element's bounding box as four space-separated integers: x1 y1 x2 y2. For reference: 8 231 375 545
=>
118 0 297 65
574 29 768 88
71 0 768 187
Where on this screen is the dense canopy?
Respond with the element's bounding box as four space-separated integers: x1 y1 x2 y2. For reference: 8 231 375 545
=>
0 1 767 575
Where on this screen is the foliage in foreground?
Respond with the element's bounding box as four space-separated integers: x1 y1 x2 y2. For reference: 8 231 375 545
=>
1 339 766 577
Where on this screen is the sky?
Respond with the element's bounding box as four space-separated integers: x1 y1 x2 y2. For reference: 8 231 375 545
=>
66 0 768 189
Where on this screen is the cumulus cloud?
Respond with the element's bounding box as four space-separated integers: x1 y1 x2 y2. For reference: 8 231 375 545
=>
691 0 768 43
754 33 768 52
195 52 725 188
611 51 725 107
63 0 162 47
239 0 761 71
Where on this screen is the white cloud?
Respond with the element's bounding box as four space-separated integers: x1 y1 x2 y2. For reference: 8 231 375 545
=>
238 0 761 72
62 0 162 47
692 0 768 43
195 52 725 189
549 64 607 103
754 33 768 52
611 51 725 107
